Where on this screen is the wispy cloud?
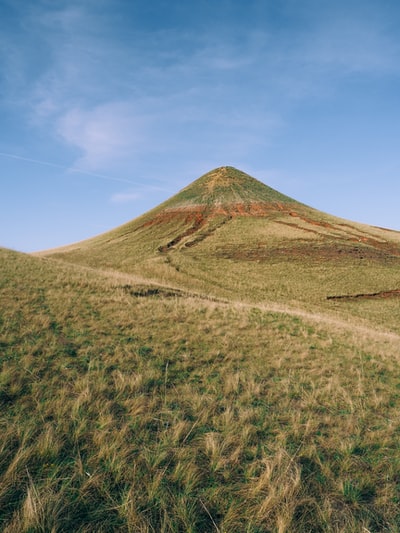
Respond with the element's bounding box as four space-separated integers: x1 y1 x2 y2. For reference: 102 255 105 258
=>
301 18 400 75
0 151 138 184
110 192 141 203
56 103 148 171
3 0 400 178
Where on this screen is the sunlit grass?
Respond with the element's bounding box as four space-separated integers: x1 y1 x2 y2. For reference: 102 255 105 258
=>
1 247 400 531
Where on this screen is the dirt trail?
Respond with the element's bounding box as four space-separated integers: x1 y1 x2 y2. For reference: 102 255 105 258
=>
157 213 206 252
66 263 400 345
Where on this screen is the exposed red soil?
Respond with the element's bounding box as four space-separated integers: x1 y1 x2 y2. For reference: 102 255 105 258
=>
139 201 291 230
184 216 232 248
140 202 291 252
280 215 400 255
136 202 400 259
157 212 206 253
141 209 206 229
288 211 333 228
216 242 400 263
327 289 400 301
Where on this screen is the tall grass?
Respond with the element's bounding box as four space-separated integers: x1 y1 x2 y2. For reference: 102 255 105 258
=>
1 248 400 531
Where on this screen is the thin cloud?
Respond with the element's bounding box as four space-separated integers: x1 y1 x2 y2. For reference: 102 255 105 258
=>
0 151 69 170
301 20 399 74
0 151 139 185
3 0 400 185
111 192 141 203
56 103 148 171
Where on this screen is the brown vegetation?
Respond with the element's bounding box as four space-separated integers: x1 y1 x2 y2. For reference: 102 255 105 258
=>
3 167 400 531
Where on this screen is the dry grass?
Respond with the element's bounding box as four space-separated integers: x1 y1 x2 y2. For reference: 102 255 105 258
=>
37 186 400 338
5 167 400 531
1 247 400 531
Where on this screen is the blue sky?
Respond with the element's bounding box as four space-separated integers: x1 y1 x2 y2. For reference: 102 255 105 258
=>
1 0 400 252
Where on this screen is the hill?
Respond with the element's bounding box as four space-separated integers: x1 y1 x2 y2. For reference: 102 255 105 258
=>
40 166 400 330
1 246 400 532
2 167 400 531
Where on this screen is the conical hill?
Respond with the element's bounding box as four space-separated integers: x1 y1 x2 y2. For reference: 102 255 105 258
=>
43 166 303 259
40 166 400 303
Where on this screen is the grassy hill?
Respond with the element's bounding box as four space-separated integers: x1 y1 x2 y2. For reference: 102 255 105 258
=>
40 166 400 330
2 167 400 531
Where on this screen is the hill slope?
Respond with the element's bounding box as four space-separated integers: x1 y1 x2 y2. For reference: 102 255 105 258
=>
40 166 400 321
1 246 400 532
2 167 400 531
39 166 302 260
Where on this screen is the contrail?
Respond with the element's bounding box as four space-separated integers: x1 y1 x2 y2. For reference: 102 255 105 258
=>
0 151 139 185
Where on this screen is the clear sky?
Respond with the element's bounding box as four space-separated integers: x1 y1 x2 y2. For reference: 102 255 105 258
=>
1 0 400 252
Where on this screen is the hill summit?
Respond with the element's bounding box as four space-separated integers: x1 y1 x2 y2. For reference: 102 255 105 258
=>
160 166 296 209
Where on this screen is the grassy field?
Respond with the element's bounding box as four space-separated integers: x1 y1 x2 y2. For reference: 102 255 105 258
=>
2 167 400 531
1 246 400 532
